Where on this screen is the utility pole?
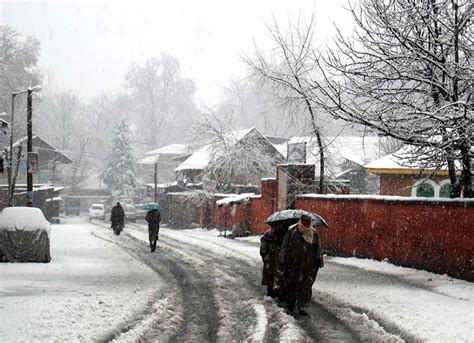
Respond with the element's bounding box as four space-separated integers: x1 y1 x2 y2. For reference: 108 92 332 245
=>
26 89 33 206
8 94 15 199
154 162 158 203
25 86 41 207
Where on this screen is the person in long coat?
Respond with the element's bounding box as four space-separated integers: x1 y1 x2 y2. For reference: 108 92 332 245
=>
145 208 161 252
110 202 125 232
274 214 324 316
259 222 287 297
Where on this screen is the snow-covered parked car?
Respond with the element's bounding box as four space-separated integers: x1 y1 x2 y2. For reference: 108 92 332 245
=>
0 207 51 263
88 203 105 220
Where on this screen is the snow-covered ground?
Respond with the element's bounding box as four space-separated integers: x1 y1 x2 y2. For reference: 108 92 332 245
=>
1 217 472 342
0 217 165 342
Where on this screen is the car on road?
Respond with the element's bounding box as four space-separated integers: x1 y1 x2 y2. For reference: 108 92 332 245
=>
88 204 105 220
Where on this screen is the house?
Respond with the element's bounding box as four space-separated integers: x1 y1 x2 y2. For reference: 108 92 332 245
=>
364 146 453 197
174 127 285 191
0 133 73 186
287 135 381 194
137 144 192 185
61 172 110 214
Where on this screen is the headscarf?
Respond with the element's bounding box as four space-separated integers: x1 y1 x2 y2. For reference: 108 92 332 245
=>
297 219 313 244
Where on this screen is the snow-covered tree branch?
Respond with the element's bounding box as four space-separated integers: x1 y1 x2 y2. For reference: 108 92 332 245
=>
311 0 473 197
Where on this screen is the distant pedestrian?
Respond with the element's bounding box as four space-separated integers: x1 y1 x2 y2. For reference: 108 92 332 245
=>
260 222 288 297
110 202 125 235
145 208 161 252
274 214 324 316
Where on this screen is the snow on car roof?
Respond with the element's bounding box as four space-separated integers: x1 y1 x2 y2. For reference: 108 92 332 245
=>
0 207 51 235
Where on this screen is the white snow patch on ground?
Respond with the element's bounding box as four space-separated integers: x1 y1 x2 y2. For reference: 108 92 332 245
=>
1 221 473 342
248 303 267 342
0 217 165 342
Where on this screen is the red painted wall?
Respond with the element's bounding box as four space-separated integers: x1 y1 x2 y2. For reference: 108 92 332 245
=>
295 195 474 281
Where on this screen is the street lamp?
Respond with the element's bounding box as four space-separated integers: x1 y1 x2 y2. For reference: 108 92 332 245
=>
26 86 41 207
9 90 28 204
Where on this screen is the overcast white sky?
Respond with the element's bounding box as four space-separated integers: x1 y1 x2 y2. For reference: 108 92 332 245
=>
1 0 353 106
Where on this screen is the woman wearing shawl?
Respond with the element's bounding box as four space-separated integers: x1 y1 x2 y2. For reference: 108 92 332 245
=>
274 214 324 316
259 222 288 297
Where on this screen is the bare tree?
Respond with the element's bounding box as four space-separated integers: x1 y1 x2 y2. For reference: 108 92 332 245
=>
125 54 198 150
217 77 300 137
0 25 41 114
312 0 473 197
243 14 328 193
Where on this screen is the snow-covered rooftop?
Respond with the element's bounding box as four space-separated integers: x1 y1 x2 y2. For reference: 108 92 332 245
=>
175 144 212 172
289 135 380 166
145 144 189 156
364 145 452 174
175 127 268 172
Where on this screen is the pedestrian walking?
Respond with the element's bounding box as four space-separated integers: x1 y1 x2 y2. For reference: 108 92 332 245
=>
274 214 324 316
259 222 287 297
145 208 161 252
110 202 125 235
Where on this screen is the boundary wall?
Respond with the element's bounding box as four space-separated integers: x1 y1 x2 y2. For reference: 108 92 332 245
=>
296 194 474 281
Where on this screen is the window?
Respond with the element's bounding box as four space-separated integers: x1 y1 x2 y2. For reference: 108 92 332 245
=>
439 180 452 198
416 182 435 197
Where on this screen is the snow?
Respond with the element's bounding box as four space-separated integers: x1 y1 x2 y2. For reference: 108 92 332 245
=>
216 193 254 206
145 143 189 156
364 145 460 171
0 217 164 342
288 135 381 169
46 196 62 202
1 219 472 342
175 127 266 172
174 144 211 171
0 207 50 234
297 193 474 203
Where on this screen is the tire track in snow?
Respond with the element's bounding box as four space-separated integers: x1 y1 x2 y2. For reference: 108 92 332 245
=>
126 225 263 341
92 223 219 342
155 228 367 342
147 228 354 342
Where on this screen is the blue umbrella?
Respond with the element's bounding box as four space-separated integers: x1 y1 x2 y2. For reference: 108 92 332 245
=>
142 202 161 211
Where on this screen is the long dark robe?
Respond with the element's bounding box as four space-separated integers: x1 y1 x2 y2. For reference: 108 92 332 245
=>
111 205 125 228
260 231 280 286
274 224 323 307
145 209 161 240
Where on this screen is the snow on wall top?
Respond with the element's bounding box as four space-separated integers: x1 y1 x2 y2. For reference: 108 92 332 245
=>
216 193 255 206
0 207 51 235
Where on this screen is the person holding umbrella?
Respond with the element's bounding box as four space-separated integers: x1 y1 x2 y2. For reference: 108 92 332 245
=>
273 214 324 316
145 204 161 252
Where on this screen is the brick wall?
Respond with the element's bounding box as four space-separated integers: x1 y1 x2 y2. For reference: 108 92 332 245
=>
379 174 447 196
295 194 474 281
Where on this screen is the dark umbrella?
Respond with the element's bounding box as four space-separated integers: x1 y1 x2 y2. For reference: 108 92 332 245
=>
265 209 329 228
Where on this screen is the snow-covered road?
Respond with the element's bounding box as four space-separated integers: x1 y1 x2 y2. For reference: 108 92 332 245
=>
1 217 472 342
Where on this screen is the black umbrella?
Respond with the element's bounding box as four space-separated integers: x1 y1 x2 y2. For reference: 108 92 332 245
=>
265 209 329 228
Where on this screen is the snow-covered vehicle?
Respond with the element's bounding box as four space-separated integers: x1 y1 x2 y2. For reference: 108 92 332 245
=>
0 207 51 263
